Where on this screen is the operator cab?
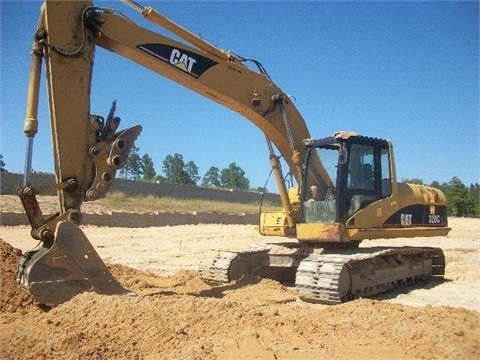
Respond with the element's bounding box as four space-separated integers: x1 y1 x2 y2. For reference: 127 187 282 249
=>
301 131 393 225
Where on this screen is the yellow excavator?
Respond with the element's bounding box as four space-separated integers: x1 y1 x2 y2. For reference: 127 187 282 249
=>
17 0 450 306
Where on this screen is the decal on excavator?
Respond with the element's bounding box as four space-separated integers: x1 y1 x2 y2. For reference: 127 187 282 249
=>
400 213 412 225
382 205 448 227
138 43 218 78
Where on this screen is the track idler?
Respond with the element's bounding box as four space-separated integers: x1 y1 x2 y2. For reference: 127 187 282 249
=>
17 221 128 306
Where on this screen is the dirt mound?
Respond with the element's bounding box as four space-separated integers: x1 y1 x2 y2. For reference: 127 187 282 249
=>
108 263 211 294
1 238 479 360
0 239 40 313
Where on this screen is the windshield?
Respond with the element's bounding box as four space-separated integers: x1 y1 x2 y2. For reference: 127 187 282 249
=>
302 147 338 223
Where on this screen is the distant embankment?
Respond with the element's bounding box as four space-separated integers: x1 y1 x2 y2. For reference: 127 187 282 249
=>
0 172 280 227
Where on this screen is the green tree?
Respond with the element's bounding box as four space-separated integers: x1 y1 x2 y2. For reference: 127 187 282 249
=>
141 154 156 181
468 183 480 217
220 162 250 190
442 177 472 217
0 154 6 172
185 160 200 184
121 146 143 180
202 166 221 187
162 153 198 185
430 180 442 190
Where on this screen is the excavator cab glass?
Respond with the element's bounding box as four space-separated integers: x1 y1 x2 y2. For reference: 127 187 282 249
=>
301 134 392 224
301 137 339 224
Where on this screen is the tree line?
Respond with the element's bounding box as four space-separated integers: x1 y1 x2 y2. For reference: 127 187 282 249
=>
119 147 253 191
120 148 480 217
1 152 478 217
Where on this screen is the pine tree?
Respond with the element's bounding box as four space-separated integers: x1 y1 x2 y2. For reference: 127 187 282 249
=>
0 154 6 172
141 154 156 181
162 153 198 185
202 166 221 187
219 162 250 190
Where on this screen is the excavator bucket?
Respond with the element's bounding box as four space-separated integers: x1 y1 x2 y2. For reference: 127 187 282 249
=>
17 221 128 306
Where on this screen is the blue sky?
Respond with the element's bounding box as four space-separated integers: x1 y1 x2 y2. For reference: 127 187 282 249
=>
1 1 478 192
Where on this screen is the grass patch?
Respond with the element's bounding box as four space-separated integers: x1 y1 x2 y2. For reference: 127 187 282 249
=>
100 191 282 214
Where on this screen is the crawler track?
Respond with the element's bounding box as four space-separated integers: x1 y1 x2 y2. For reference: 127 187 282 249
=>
295 247 445 304
199 245 445 305
199 245 272 285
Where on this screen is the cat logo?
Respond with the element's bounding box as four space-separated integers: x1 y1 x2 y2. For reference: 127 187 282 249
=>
169 49 197 74
137 43 218 78
400 213 412 226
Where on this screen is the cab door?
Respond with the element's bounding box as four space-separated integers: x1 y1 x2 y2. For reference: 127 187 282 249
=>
338 138 392 224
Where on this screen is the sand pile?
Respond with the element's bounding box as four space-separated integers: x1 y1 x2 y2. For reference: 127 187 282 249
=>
1 238 479 360
0 240 40 313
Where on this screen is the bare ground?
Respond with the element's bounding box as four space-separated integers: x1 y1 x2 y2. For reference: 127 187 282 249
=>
0 195 479 359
